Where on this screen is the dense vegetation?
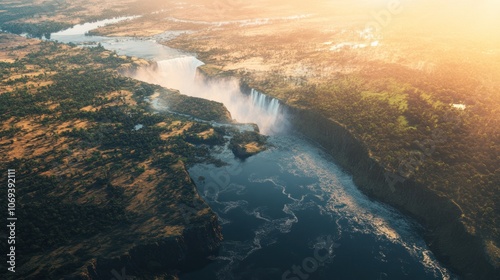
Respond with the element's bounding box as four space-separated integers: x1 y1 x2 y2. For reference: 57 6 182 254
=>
0 0 124 38
165 11 499 276
228 130 268 159
0 0 498 277
0 36 226 278
244 64 499 241
0 21 73 39
0 0 177 39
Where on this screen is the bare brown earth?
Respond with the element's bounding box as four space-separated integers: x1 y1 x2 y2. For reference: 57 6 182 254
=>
0 35 40 62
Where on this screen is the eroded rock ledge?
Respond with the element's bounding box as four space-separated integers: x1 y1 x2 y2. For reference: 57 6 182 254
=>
80 214 222 280
284 105 498 280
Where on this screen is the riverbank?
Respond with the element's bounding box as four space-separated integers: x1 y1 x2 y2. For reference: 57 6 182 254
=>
228 71 497 279
282 103 497 279
242 73 497 279
1 1 498 278
0 34 229 279
173 15 499 276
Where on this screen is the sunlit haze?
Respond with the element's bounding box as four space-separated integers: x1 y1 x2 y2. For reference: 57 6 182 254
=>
1 0 498 279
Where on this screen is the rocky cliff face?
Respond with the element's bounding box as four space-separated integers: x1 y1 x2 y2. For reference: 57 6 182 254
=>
285 105 497 280
78 214 222 280
192 69 498 280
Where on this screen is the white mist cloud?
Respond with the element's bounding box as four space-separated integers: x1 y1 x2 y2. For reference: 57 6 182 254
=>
127 56 287 134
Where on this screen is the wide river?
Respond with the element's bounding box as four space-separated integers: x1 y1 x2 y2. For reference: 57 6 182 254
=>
51 18 457 280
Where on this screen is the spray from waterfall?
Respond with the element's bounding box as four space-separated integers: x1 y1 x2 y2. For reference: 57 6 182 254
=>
127 56 287 135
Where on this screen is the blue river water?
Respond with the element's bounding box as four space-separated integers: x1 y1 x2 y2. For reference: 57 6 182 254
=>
182 134 453 280
50 18 457 280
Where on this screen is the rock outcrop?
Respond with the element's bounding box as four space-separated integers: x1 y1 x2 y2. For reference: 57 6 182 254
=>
79 215 222 280
285 105 498 280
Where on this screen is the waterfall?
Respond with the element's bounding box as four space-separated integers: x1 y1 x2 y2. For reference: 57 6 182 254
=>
127 56 286 134
250 89 281 125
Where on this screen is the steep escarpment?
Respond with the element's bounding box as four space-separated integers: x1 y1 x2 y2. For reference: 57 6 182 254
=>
284 105 498 280
162 7 500 275
81 214 222 279
0 36 225 279
237 73 498 278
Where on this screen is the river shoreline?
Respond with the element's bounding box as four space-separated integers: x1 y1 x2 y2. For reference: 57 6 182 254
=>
117 41 457 279
44 18 482 278
236 79 496 280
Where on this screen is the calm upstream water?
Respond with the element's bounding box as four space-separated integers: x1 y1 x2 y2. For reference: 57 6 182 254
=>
51 18 457 280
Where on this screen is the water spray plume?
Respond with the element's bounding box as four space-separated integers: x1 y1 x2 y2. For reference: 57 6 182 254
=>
128 56 287 135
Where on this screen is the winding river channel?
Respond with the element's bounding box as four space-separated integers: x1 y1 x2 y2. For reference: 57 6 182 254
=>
50 18 457 280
